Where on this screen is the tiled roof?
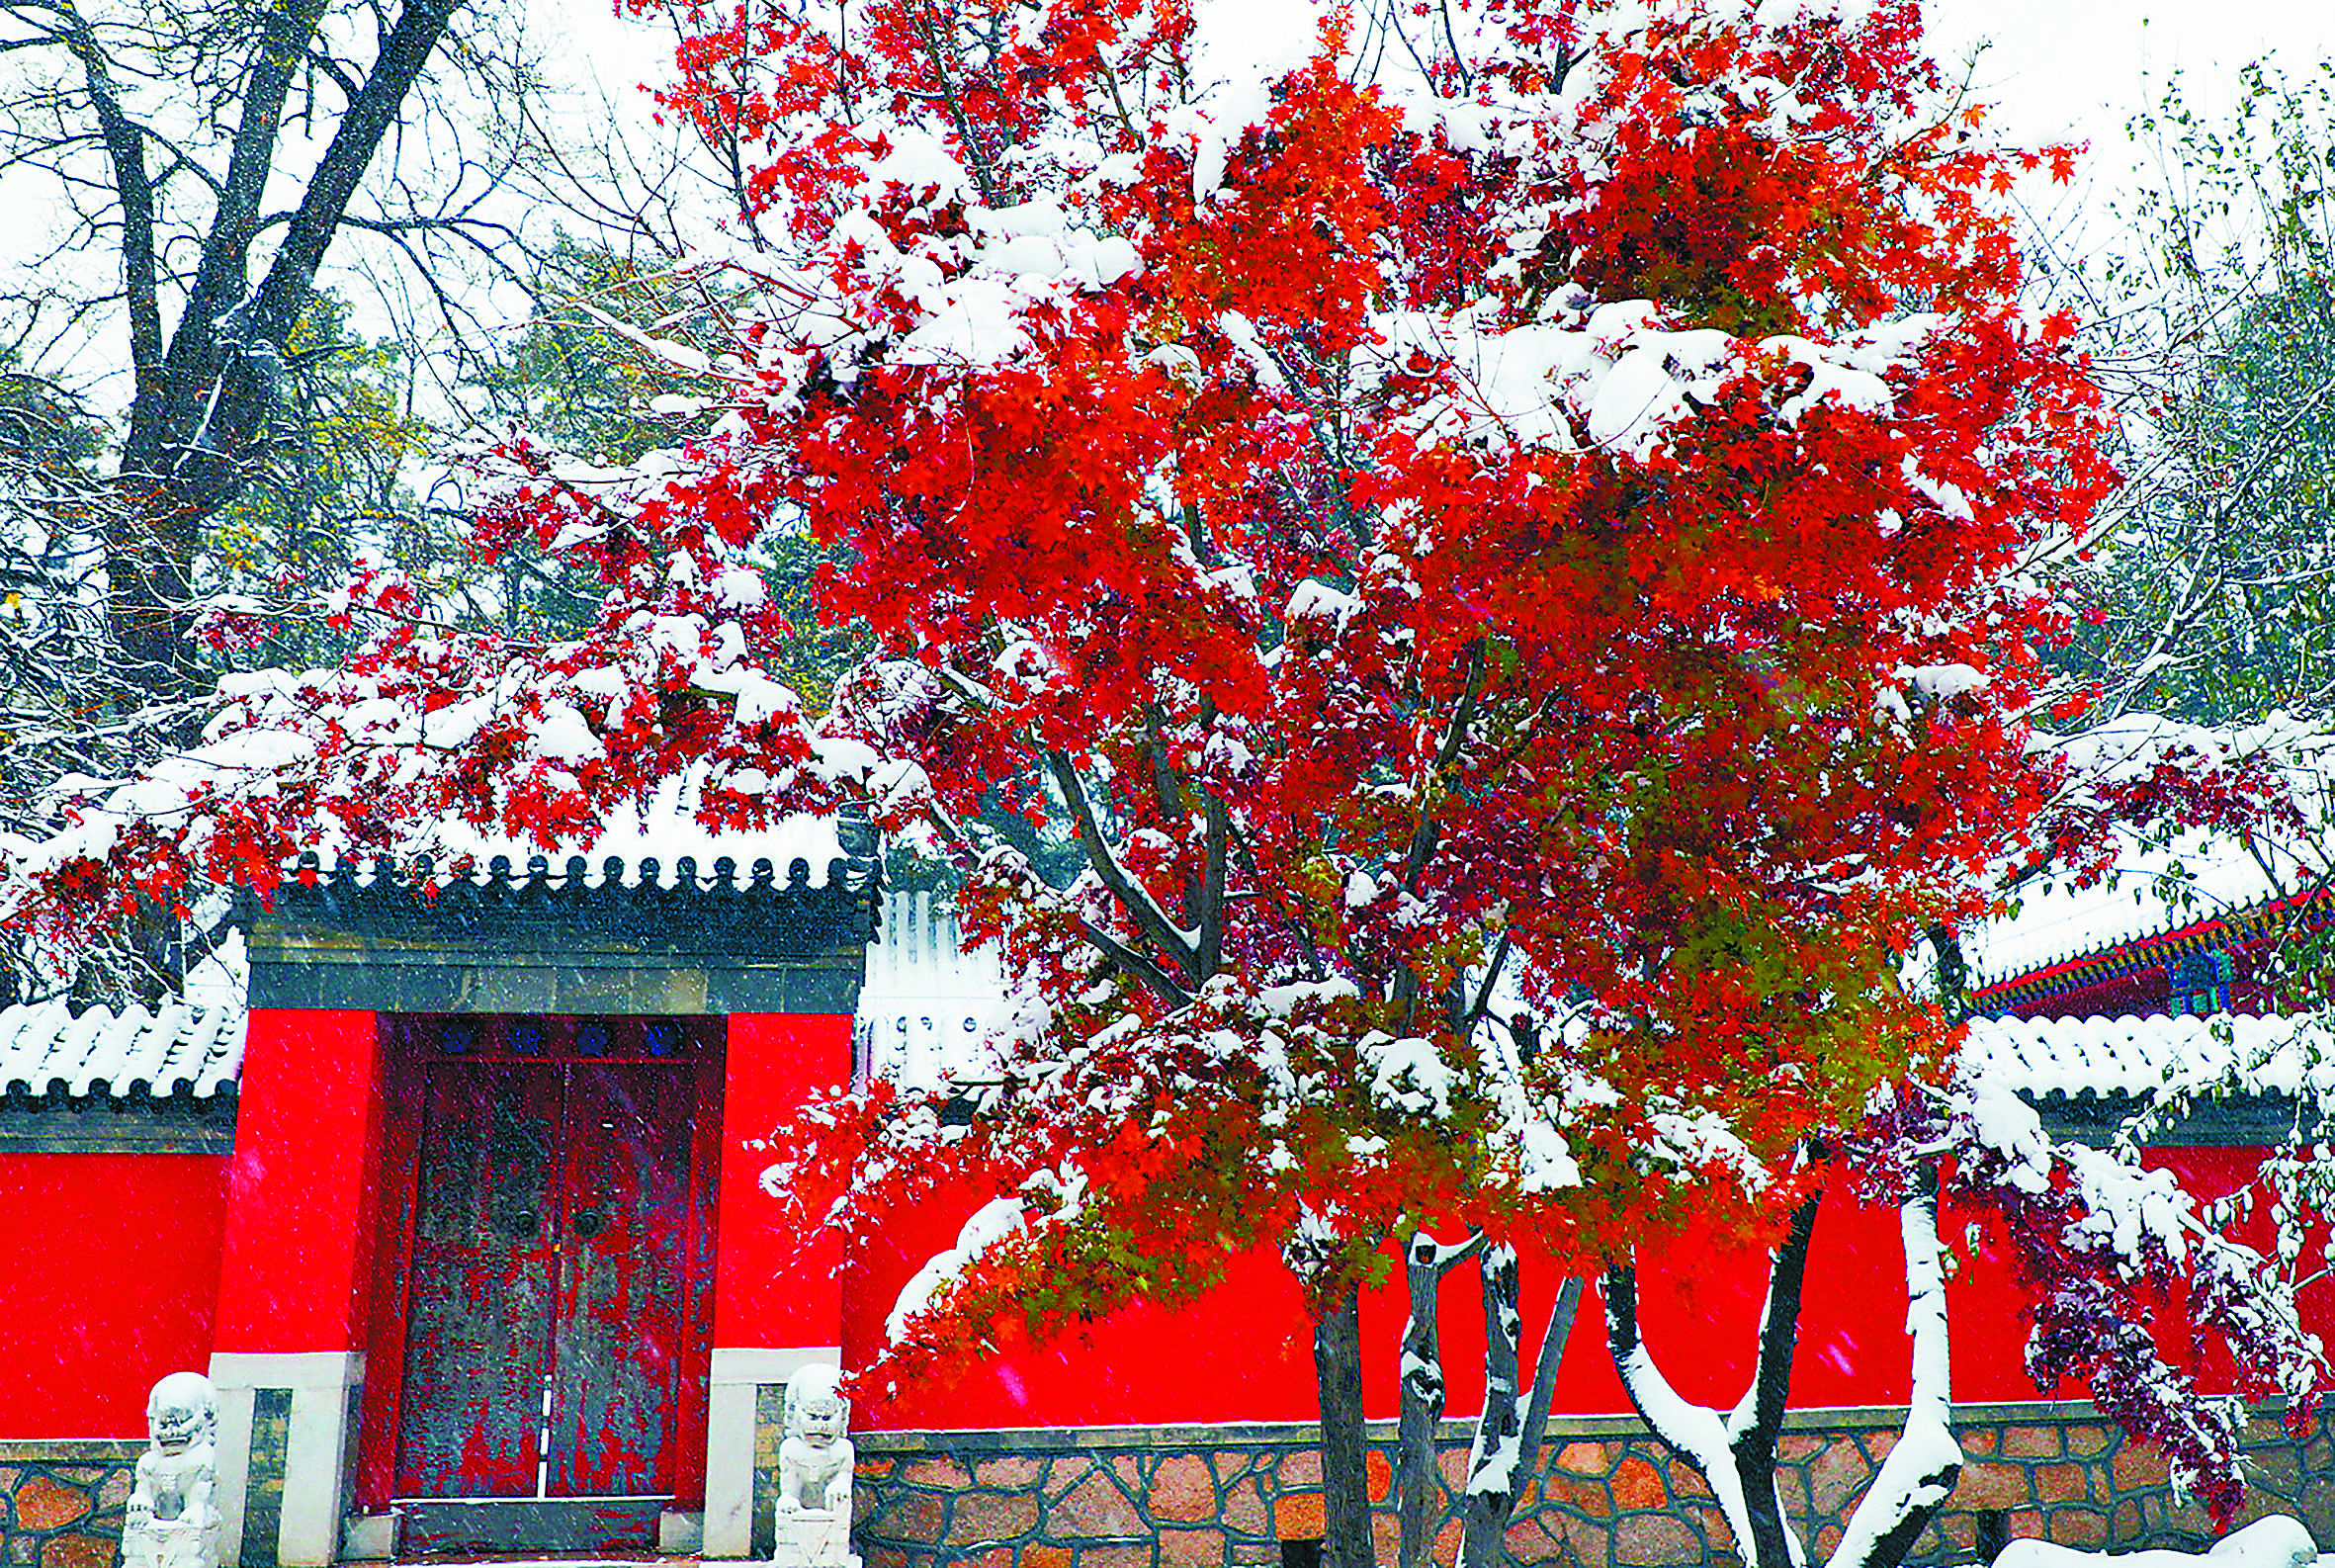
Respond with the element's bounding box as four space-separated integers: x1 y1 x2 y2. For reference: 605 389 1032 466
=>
1961 1011 2329 1102
0 1000 244 1101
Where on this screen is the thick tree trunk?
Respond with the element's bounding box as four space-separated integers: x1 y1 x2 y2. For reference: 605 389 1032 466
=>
1315 1280 1375 1568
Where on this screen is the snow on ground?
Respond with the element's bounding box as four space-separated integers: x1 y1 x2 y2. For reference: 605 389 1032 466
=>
1997 1516 2319 1568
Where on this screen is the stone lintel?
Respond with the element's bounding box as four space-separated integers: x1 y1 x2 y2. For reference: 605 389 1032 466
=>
0 1103 235 1153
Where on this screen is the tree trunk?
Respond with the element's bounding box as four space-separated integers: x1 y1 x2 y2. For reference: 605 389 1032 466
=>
1457 1264 1583 1568
1730 1190 1823 1568
1398 1239 1451 1568
1315 1280 1375 1568
1832 1161 1961 1568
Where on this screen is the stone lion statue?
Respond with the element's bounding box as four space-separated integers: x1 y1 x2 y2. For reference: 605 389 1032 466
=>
123 1372 221 1568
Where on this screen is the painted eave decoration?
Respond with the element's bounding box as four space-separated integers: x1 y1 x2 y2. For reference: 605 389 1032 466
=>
1970 885 2320 1015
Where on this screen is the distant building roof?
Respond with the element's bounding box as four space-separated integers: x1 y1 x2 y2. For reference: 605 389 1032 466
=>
0 1000 244 1102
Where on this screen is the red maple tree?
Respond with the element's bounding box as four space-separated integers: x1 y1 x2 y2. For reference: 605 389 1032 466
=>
2 1 2129 1560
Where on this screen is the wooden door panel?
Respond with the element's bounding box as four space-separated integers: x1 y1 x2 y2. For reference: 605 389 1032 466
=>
395 1064 562 1497
549 1063 694 1495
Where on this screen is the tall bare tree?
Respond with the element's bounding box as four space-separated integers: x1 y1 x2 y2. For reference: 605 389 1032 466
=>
0 0 580 997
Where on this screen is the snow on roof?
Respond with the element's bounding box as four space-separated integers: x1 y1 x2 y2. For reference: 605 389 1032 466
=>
0 1000 244 1101
1964 828 2287 991
322 781 858 890
1967 712 2334 988
1961 1011 2332 1103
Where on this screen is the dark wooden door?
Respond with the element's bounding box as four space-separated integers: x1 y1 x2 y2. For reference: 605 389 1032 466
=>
548 1063 694 1494
394 1052 698 1500
396 1064 562 1497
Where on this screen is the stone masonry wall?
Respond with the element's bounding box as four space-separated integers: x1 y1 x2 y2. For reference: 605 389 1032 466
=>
853 1405 2335 1568
0 1445 138 1568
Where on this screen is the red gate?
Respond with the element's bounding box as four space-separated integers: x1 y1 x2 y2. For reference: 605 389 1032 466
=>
355 1016 722 1527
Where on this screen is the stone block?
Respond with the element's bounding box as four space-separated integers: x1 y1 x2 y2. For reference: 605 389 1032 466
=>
94 1473 131 1512
1160 1528 1223 1568
1050 1473 1146 1540
1150 1457 1216 1524
2010 1510 2046 1540
1958 1430 1999 1457
1276 1452 1321 1488
1609 1458 1665 1513
2112 1500 2142 1539
1271 1493 1325 1540
1366 1450 1392 1505
976 1457 1047 1490
2003 1427 2064 1460
1668 1463 1712 1501
1434 1519 1465 1567
1209 1453 1255 1486
35 1537 109 1568
1775 1435 1824 1460
2111 1444 2171 1491
1024 1544 1076 1568
1612 1514 1700 1566
2247 1448 2302 1498
1437 1451 1469 1491
1813 1524 1843 1558
16 1478 92 1532
2047 1509 2109 1547
875 1491 947 1546
1075 1545 1151 1568
2067 1426 2114 1458
2035 1464 2090 1505
1951 1462 2030 1511
1555 1442 1609 1476
903 1456 973 1489
951 1491 1043 1543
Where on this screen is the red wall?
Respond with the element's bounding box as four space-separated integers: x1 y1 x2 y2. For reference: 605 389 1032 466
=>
718 1013 856 1350
841 1167 2298 1432
0 1153 227 1437
213 1009 386 1353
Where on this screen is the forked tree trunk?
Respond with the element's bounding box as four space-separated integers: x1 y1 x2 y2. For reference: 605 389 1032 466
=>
1456 1255 1583 1568
1397 1235 1587 1568
1605 1159 1962 1568
1315 1280 1375 1568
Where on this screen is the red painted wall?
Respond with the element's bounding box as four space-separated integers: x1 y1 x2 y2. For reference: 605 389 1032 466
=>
717 1013 855 1350
839 1161 2316 1432
0 1153 226 1437
213 1008 387 1352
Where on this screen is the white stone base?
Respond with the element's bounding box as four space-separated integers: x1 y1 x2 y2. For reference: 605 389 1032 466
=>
658 1510 706 1554
769 1512 857 1568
